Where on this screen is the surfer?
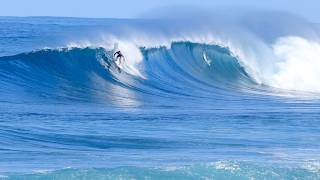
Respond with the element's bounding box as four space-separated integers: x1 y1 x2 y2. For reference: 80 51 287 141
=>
114 50 124 64
113 50 124 73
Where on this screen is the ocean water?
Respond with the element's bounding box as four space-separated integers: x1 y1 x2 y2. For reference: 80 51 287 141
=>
0 16 320 179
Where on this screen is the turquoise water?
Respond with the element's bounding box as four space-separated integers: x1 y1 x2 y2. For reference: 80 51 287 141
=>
0 17 320 179
4 163 320 180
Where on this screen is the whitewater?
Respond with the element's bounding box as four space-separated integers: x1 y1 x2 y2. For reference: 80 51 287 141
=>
0 14 320 179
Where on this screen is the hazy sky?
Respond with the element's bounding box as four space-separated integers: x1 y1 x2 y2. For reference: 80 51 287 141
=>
0 0 319 22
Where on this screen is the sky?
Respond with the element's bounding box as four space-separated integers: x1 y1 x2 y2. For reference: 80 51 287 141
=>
0 0 319 22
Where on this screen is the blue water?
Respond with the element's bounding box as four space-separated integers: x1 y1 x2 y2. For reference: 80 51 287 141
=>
0 16 320 179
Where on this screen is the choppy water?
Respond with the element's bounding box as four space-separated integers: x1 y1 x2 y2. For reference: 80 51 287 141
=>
0 16 320 179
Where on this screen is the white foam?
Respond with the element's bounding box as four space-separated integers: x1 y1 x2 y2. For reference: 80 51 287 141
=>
210 161 240 172
115 40 145 78
270 36 320 93
67 35 146 79
32 169 54 174
303 161 320 173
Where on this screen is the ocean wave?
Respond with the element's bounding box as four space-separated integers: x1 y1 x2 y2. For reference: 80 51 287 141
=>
0 42 258 104
0 38 319 105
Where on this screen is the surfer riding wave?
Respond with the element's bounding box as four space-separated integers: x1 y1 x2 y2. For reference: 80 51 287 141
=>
113 43 125 73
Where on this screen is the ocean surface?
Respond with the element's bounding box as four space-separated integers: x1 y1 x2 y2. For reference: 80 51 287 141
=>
0 16 320 179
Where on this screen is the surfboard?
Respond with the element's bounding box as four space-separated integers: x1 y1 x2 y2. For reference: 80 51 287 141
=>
203 52 212 66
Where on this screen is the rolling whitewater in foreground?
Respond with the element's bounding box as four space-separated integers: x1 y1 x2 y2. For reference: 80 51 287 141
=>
0 14 320 179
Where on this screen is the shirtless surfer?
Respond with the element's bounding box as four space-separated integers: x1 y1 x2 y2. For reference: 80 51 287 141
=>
114 50 124 73
114 50 124 64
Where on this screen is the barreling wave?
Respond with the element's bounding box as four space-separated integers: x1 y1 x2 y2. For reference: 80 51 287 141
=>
0 41 263 105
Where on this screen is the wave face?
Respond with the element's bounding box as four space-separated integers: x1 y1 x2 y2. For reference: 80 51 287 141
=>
0 47 117 103
0 42 259 106
1 16 320 178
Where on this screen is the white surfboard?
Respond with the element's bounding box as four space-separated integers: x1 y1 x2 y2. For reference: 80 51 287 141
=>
203 52 212 66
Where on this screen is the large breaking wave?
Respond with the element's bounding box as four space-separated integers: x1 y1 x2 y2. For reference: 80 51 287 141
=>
0 42 257 105
1 12 320 106
0 37 320 106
